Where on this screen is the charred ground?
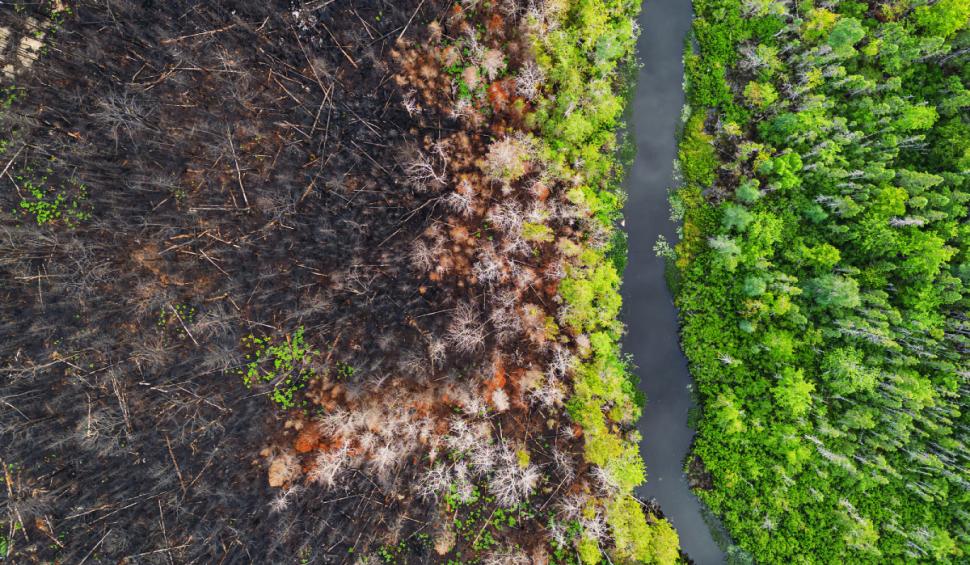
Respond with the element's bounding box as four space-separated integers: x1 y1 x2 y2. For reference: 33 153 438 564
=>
0 1 512 562
1 0 671 562
0 0 632 563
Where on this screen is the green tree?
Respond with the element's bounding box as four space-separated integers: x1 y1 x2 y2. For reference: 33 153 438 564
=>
675 0 969 560
827 17 865 57
646 518 681 564
808 274 861 310
759 152 802 191
743 81 779 110
708 235 742 271
713 393 745 435
912 0 970 38
821 347 878 395
773 367 814 418
607 497 681 564
894 104 938 132
803 8 839 42
736 178 762 203
743 275 767 296
722 203 754 232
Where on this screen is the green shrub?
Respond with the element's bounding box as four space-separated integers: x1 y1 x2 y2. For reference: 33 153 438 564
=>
679 114 717 188
240 327 317 409
16 172 90 227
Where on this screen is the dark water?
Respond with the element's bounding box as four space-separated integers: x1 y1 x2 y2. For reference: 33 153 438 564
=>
622 0 726 563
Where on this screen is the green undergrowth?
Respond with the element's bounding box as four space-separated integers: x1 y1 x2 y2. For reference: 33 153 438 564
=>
3 87 90 229
15 168 90 228
533 1 682 562
376 534 432 564
156 303 197 342
240 326 318 410
446 485 535 554
4 7 84 228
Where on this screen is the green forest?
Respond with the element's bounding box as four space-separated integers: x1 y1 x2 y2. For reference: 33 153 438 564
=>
674 0 969 562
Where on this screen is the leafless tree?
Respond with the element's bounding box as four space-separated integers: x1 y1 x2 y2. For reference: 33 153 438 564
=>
480 49 507 81
488 444 541 507
483 136 533 184
445 190 475 217
404 151 447 189
91 91 154 148
447 301 486 354
487 201 523 234
308 447 350 489
551 448 577 482
473 243 505 285
409 239 437 273
591 464 620 495
529 376 565 409
269 485 304 513
401 89 420 116
372 443 401 482
482 548 531 565
428 337 447 369
515 61 545 101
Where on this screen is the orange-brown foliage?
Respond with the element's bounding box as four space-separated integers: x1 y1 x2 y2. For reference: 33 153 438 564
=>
294 425 321 453
488 80 512 110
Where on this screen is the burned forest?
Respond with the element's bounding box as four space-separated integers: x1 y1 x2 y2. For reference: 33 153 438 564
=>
0 1 680 564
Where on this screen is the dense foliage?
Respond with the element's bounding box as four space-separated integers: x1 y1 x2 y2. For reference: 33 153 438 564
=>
675 0 969 561
532 1 683 562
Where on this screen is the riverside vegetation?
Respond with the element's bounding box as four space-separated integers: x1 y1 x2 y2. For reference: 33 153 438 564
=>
672 0 969 562
0 1 681 563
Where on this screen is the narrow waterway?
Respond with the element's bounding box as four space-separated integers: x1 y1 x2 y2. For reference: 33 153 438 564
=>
622 0 725 563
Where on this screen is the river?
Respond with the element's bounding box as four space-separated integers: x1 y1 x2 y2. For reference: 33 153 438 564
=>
622 0 726 563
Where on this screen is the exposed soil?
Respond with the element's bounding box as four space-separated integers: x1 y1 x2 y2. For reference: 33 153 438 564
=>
685 454 714 492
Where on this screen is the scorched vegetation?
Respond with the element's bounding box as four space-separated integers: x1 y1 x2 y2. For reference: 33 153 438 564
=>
0 1 679 564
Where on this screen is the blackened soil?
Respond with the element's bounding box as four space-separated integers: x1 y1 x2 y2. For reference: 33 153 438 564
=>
0 1 473 562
